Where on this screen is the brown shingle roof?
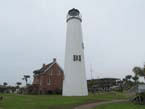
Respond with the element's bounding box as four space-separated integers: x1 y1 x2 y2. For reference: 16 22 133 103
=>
33 62 53 74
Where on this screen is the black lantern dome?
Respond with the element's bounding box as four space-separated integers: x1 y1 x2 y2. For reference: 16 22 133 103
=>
66 8 82 22
68 8 80 16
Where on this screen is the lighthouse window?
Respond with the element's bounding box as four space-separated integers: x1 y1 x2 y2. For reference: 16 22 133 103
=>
73 55 78 61
79 55 81 61
76 55 78 60
82 43 84 49
73 55 81 62
73 55 75 61
73 55 77 61
69 10 79 16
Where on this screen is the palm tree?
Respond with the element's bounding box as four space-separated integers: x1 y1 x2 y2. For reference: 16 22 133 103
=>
3 82 8 86
124 75 132 90
22 75 30 86
122 78 126 82
125 75 132 82
132 76 139 85
132 66 145 76
3 82 8 92
16 82 22 88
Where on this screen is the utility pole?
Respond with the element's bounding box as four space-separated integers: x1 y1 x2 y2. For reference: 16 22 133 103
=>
90 64 93 80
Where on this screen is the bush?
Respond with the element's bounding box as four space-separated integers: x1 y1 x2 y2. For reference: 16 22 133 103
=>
53 88 62 95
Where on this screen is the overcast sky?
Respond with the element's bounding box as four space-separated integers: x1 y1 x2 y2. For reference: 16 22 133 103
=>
0 0 145 85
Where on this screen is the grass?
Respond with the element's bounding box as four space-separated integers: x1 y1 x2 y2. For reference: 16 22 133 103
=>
93 101 145 109
0 92 128 109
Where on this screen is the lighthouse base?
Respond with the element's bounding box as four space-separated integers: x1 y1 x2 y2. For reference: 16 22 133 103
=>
62 79 88 96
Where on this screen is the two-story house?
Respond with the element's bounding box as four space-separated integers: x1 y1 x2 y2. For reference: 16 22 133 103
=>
32 58 64 94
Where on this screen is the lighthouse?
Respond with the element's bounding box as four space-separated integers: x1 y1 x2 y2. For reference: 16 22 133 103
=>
62 8 88 96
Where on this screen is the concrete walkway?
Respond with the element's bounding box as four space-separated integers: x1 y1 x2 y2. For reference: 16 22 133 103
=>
74 99 128 109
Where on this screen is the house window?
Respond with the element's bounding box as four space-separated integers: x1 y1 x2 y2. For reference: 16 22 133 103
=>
73 55 81 62
59 70 61 75
50 70 53 75
48 78 51 85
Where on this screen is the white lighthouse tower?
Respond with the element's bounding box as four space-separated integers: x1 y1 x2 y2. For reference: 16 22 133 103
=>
63 8 88 96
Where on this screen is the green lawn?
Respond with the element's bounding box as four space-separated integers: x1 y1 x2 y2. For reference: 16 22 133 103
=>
0 92 128 109
93 102 145 109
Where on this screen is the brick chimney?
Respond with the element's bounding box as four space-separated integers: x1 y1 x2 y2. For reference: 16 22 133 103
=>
53 58 56 62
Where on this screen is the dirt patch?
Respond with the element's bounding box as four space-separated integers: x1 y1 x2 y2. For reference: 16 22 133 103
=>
74 99 128 109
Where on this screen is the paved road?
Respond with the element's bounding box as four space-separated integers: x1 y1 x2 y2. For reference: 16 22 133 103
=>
74 99 128 109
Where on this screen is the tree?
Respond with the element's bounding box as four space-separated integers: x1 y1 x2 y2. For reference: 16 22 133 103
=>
3 82 8 86
22 75 30 86
16 82 22 88
16 82 22 86
132 66 144 76
10 86 16 93
125 75 132 82
88 79 95 94
132 76 139 84
122 78 126 82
